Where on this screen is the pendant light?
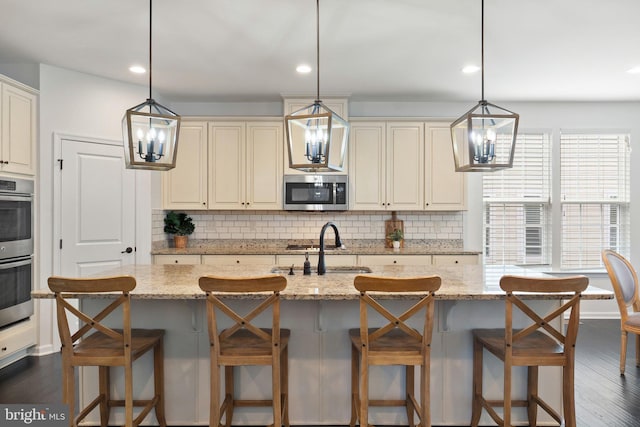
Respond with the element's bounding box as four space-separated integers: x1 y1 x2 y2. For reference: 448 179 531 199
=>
450 0 518 172
122 0 181 171
284 0 349 173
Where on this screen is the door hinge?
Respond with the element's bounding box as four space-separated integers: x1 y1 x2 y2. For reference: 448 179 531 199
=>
57 159 63 170
59 239 62 249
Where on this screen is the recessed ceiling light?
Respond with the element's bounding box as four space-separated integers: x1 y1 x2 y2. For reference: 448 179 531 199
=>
627 66 640 74
462 65 481 74
129 65 146 74
296 64 312 74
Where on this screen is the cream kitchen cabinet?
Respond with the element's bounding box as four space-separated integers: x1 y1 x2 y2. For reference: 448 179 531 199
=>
0 76 37 176
424 123 466 210
431 254 479 265
0 317 35 369
283 98 349 175
201 254 276 265
358 254 432 266
349 122 424 210
162 121 208 209
153 254 202 264
208 121 283 210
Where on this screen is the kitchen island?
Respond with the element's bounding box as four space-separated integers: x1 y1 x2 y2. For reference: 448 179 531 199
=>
33 264 612 426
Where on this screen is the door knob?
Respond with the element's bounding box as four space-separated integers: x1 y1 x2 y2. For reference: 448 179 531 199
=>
121 247 133 254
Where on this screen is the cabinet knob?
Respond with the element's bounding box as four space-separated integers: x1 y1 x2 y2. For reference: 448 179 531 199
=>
393 260 397 264
236 260 240 264
1 347 7 351
174 260 179 264
202 202 206 206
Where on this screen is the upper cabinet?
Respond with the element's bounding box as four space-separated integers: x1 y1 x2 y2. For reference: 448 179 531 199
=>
208 121 282 210
162 121 208 209
350 120 466 211
162 119 283 211
424 123 466 210
349 121 424 210
282 98 349 175
0 77 37 176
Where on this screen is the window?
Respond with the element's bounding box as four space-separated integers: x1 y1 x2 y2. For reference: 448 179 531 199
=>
560 133 630 269
483 133 551 265
483 131 631 270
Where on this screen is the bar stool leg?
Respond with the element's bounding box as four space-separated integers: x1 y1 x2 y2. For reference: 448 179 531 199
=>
470 338 482 427
272 350 282 427
406 365 415 426
421 351 431 427
224 366 234 427
210 360 220 427
281 346 290 427
563 362 577 427
527 366 538 427
98 366 110 427
350 344 359 427
153 340 167 427
359 349 369 427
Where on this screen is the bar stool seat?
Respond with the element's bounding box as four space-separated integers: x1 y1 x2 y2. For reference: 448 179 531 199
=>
48 275 166 427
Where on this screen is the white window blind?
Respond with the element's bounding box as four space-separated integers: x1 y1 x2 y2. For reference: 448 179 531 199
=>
483 133 551 265
560 133 630 269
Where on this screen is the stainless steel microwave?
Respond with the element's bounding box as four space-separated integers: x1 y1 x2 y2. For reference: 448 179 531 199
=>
283 175 348 211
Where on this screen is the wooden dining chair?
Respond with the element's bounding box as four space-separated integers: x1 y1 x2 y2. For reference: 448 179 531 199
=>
602 249 640 375
349 274 441 427
198 274 289 427
48 275 166 427
470 274 589 427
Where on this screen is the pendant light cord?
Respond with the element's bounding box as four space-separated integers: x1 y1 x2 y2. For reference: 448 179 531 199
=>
149 0 153 101
480 0 485 102
315 0 320 103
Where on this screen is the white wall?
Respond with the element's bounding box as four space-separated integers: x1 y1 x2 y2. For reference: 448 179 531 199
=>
35 64 155 353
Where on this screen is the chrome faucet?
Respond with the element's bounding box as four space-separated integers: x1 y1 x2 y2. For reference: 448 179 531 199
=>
318 222 342 275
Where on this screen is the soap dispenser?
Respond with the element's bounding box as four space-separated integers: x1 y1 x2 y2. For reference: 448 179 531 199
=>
303 252 312 275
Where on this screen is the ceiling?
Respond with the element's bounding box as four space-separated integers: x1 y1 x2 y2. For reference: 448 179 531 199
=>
1 0 639 103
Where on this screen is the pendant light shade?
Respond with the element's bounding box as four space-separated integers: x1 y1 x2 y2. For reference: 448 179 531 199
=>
122 0 181 171
284 0 349 172
450 0 518 172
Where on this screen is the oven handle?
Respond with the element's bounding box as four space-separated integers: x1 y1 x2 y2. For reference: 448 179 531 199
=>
0 255 33 269
0 193 33 202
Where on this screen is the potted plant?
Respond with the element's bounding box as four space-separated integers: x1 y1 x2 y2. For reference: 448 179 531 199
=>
163 211 195 249
388 228 403 249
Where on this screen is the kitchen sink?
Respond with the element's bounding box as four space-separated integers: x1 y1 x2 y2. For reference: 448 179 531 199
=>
270 266 372 274
285 244 342 251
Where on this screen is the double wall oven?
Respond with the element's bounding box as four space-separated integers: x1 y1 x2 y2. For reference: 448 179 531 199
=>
0 178 34 329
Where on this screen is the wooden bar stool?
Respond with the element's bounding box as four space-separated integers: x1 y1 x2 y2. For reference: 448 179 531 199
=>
349 274 441 427
198 274 289 427
470 275 589 427
48 275 166 427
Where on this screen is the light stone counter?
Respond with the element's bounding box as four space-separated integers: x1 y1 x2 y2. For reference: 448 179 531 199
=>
33 263 612 301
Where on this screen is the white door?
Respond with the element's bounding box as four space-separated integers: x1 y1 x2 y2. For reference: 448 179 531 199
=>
57 138 136 277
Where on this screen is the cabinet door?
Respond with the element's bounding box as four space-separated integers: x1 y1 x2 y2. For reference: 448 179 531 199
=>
349 122 386 210
1 83 37 176
386 122 424 210
202 255 276 265
162 121 208 209
425 123 466 210
154 255 201 264
283 98 349 175
246 122 282 210
208 122 245 209
432 254 479 265
358 254 432 266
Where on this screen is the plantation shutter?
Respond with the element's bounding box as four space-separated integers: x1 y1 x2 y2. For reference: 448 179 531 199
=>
560 133 630 269
483 133 551 265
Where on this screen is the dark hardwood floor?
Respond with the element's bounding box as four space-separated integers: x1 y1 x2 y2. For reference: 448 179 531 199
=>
1 319 639 426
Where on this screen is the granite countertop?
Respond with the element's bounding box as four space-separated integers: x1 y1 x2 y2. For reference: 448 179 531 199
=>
33 264 612 301
151 239 481 256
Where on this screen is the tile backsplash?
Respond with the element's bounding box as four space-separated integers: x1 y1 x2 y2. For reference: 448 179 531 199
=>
153 210 463 242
